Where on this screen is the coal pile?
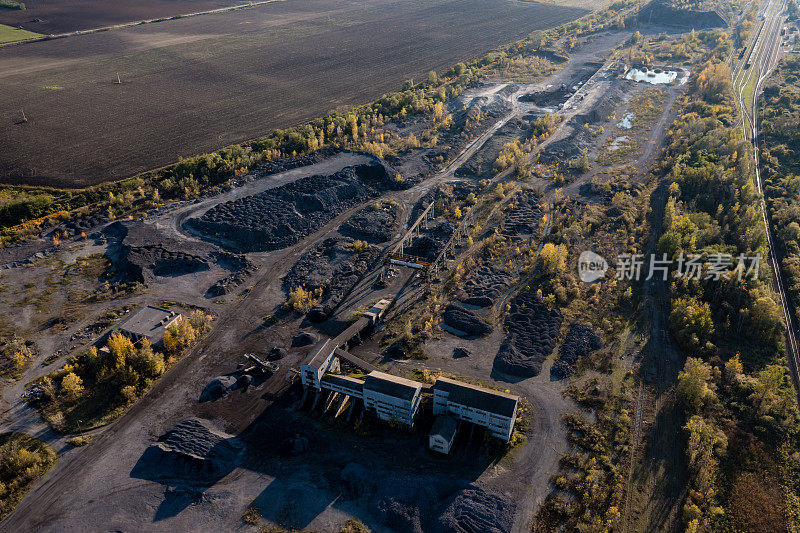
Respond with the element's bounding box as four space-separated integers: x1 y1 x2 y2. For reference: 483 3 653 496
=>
380 498 424 533
462 266 513 307
244 148 336 178
284 238 380 320
551 324 603 380
60 212 109 237
453 347 472 358
110 221 211 284
443 304 492 337
126 245 209 282
187 161 401 252
339 203 399 243
494 293 562 378
638 0 726 29
199 375 238 402
520 87 571 107
206 252 256 297
268 345 288 360
404 219 454 261
292 331 318 347
432 484 516 533
502 190 542 239
133 418 242 482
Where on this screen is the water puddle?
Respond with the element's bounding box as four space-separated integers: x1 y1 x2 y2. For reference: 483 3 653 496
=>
617 113 635 129
608 136 629 151
625 68 678 84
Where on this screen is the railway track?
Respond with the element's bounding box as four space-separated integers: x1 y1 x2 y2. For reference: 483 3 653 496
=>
733 0 800 391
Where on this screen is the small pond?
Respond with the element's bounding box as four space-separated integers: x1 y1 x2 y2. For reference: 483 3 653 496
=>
625 68 679 84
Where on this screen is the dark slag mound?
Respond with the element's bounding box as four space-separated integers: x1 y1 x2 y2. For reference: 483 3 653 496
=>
551 323 603 380
339 203 399 243
245 149 336 178
380 497 424 533
494 293 562 378
433 484 516 533
501 190 542 239
132 418 242 482
60 212 110 238
109 221 211 284
443 304 492 337
638 0 726 29
453 347 472 358
199 375 238 402
187 161 401 252
292 331 318 347
206 252 256 297
463 266 513 307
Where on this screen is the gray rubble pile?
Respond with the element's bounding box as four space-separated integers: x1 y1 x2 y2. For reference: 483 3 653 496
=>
134 418 242 481
551 323 603 380
443 304 492 337
462 266 513 307
433 484 516 533
187 161 402 252
494 293 562 378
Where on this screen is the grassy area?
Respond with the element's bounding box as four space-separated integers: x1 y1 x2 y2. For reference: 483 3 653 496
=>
0 433 57 520
0 23 39 43
596 88 667 166
741 64 758 122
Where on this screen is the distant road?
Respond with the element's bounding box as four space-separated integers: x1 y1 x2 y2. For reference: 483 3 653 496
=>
0 0 589 188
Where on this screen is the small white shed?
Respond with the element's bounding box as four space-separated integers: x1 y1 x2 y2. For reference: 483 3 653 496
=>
429 415 458 454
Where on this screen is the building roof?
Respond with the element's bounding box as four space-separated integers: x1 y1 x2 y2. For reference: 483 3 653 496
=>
304 338 336 369
430 414 458 441
364 371 421 401
320 374 364 395
117 306 180 341
433 377 519 418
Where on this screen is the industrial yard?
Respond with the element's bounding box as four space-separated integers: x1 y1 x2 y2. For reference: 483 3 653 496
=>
1 0 799 532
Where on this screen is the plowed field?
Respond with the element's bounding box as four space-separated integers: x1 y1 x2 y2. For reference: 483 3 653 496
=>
0 0 588 187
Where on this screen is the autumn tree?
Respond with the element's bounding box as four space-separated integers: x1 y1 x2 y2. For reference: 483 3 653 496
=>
107 331 135 369
540 243 568 274
60 372 84 399
677 357 716 413
669 297 714 353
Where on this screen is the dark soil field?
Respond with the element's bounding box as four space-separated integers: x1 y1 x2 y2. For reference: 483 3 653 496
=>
0 0 241 34
0 0 588 188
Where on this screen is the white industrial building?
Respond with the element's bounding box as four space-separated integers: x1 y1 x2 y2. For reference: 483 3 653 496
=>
300 329 517 436
300 339 340 389
301 339 422 427
432 377 519 442
363 371 422 426
429 414 458 454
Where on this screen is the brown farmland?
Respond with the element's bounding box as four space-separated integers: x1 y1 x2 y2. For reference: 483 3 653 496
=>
0 0 242 34
0 0 588 188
